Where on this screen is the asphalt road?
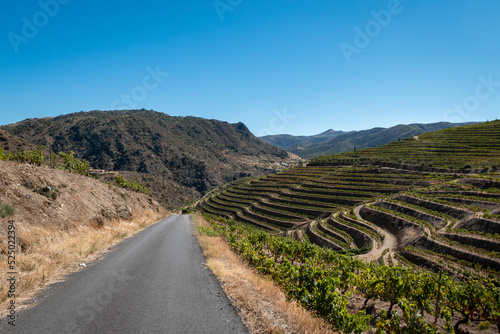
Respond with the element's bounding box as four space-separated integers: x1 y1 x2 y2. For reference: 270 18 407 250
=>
1 215 248 334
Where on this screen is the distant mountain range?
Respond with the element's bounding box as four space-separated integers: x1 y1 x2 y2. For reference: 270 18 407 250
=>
1 110 294 208
259 129 347 150
260 122 478 159
310 120 500 169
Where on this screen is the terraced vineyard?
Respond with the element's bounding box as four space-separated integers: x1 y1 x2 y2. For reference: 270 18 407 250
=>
200 166 450 253
196 121 500 333
311 120 500 169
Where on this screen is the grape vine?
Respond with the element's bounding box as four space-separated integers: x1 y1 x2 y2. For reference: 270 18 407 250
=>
200 214 500 334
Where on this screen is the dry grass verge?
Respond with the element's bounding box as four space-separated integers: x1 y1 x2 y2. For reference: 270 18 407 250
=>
193 214 336 334
0 210 167 317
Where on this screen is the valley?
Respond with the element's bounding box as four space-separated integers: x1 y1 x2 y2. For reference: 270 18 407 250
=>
1 113 499 333
4 2 498 333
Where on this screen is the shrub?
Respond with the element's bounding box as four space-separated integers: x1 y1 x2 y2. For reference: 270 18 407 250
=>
36 186 60 200
0 146 45 166
22 181 35 190
58 151 91 176
0 202 14 218
115 175 150 196
461 163 472 170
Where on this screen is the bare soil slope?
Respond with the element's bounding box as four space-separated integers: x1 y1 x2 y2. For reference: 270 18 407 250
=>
0 160 162 236
0 160 167 315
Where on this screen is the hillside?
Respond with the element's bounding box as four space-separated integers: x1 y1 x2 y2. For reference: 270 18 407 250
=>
0 160 166 314
259 129 347 150
198 166 500 333
197 121 500 333
311 120 500 169
260 122 477 159
1 110 297 208
0 160 163 240
0 128 37 152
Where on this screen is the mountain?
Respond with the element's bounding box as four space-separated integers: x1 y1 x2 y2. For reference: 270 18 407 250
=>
311 120 500 169
260 122 477 159
1 110 296 208
259 129 347 150
0 127 38 152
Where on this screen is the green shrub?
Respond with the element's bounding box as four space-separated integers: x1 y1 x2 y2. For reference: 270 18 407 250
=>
462 163 472 170
0 146 45 166
115 175 150 196
0 202 14 218
22 181 35 190
197 225 218 237
58 151 91 176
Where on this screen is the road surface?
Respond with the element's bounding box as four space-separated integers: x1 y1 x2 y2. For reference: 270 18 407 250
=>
1 215 248 334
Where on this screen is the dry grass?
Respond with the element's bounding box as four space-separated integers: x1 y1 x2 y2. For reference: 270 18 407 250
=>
193 214 337 334
0 210 167 317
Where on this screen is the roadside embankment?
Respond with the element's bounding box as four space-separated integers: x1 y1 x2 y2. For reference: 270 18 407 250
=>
0 161 168 316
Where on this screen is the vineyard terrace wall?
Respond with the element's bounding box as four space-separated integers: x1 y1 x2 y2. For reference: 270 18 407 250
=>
359 206 425 247
456 217 500 235
305 220 344 251
441 233 500 254
412 236 500 272
327 217 373 249
375 200 446 228
393 194 474 220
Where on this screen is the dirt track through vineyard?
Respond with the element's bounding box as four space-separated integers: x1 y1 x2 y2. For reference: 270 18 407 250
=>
353 204 397 263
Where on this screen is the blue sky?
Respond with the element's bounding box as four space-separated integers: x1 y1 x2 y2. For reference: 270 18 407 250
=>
1 1 499 136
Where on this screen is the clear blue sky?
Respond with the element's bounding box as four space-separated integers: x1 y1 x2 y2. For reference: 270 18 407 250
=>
1 0 499 136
